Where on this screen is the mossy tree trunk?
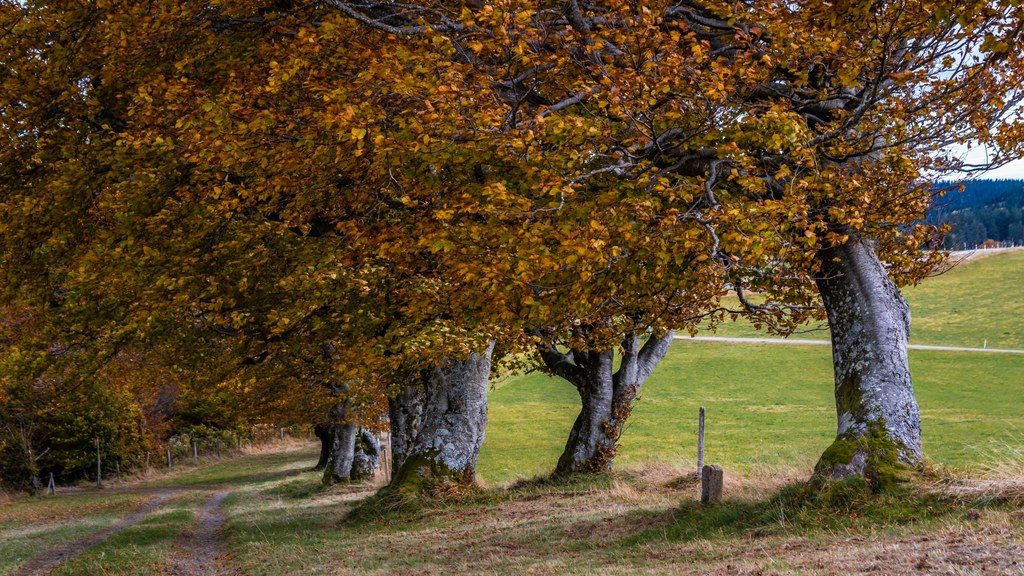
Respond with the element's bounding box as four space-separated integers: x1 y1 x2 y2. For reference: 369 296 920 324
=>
350 428 381 481
321 400 382 485
387 342 494 494
540 330 674 475
321 420 359 485
814 231 922 488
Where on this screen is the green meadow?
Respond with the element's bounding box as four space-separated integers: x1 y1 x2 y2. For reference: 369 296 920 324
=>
692 249 1024 349
478 249 1024 484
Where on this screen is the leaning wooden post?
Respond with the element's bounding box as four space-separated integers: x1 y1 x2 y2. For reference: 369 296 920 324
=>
145 451 151 475
167 447 172 469
380 431 391 482
697 406 705 476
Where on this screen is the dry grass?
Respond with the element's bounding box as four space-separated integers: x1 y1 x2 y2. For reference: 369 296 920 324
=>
0 493 152 525
935 441 1024 505
222 452 1024 575
8 445 1024 576
671 524 1024 575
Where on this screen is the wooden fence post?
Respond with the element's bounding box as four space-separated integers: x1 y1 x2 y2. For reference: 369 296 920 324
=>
697 406 705 476
95 438 102 488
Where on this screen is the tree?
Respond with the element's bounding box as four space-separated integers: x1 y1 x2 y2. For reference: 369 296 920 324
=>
729 0 1024 485
538 327 674 475
385 342 495 495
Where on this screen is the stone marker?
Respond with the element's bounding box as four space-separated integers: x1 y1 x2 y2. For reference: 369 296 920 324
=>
701 464 723 504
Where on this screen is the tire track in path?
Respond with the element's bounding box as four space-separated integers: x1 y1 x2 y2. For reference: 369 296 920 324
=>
167 491 231 576
14 491 174 576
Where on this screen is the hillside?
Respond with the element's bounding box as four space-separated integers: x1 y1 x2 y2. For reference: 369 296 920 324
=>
928 179 1024 248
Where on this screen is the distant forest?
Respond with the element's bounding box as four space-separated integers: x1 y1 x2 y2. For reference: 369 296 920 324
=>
926 179 1024 249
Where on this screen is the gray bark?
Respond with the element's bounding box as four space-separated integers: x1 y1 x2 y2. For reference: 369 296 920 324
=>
321 422 359 485
540 330 674 475
320 420 379 484
351 428 381 482
387 382 426 474
390 342 495 491
815 231 922 483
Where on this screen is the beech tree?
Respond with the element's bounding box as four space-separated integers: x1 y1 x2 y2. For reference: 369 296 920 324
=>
1 1 740 491
535 326 674 475
714 1 1024 485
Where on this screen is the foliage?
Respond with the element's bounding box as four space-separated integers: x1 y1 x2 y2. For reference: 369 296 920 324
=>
3 0 1024 488
40 379 152 481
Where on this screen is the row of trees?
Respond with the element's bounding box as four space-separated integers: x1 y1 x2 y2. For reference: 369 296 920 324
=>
2 1 1023 499
0 303 331 490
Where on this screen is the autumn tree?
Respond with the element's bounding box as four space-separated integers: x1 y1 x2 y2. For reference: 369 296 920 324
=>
708 0 1024 485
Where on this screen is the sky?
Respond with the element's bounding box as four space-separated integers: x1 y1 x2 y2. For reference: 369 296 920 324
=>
971 158 1024 180
951 143 1024 180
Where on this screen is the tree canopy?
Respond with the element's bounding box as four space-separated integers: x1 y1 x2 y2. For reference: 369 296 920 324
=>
2 0 1023 489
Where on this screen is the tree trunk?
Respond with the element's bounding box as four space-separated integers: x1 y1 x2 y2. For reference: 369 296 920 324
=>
351 428 381 482
388 342 495 494
541 330 674 475
814 231 921 488
312 422 331 471
387 383 426 474
321 422 359 485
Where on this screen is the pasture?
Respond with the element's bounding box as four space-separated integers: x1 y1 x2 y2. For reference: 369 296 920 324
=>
480 249 1024 484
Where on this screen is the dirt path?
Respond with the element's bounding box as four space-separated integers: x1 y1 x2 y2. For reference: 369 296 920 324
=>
14 491 174 576
166 491 231 576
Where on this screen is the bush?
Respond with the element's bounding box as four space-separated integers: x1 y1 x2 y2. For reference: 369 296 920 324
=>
38 380 152 482
167 424 245 460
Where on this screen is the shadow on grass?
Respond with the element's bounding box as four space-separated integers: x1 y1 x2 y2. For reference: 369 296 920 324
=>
342 470 625 526
625 478 996 546
227 466 1012 572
